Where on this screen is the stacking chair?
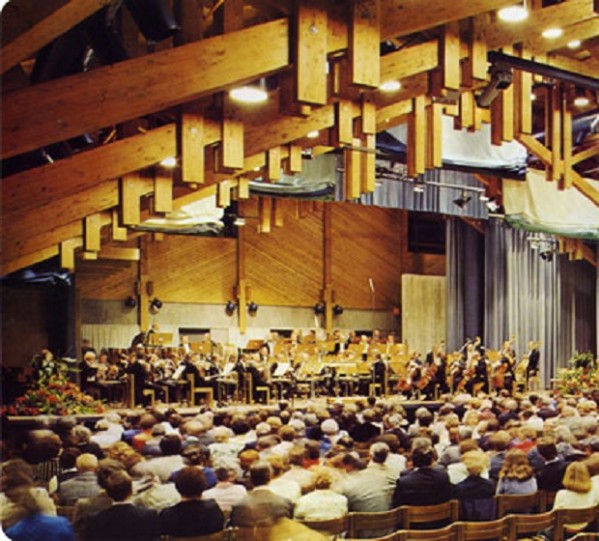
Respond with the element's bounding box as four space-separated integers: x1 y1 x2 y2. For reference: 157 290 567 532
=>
297 515 349 538
396 525 455 541
187 374 214 407
554 506 599 541
505 510 555 541
496 492 545 517
399 499 460 530
453 517 511 541
348 507 402 539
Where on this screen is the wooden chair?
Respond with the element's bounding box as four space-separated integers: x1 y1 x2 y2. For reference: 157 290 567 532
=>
505 510 554 541
165 530 231 541
453 517 510 541
348 507 402 539
56 505 76 523
540 490 557 511
568 535 599 541
142 387 156 405
399 499 460 530
297 515 349 538
554 506 599 541
496 492 545 517
395 525 455 541
187 374 214 407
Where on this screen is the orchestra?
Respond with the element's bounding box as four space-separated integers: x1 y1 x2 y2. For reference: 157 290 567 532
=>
76 330 542 407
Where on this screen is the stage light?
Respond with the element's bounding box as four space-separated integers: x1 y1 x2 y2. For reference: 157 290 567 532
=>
540 250 554 262
542 28 563 39
124 0 180 42
124 296 137 308
379 80 401 92
248 301 259 315
567 39 581 49
160 156 177 168
476 63 513 107
149 298 163 314
498 5 529 23
453 192 472 208
229 84 268 104
314 302 326 315
333 304 344 316
225 300 237 315
573 88 590 108
307 130 320 139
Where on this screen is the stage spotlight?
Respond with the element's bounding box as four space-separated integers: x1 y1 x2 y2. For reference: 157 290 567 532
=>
149 298 163 314
124 296 137 309
314 302 326 315
476 63 513 107
333 304 344 316
453 192 472 208
248 302 259 315
225 300 237 315
540 250 554 262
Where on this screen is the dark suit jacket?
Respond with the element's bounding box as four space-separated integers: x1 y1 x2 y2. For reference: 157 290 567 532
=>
85 503 159 541
159 499 224 537
392 466 452 508
454 475 497 522
536 458 566 491
230 487 293 527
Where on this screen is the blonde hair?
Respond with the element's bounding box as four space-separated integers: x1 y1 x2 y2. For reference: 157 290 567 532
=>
562 462 592 494
311 467 334 490
499 449 534 481
462 450 489 476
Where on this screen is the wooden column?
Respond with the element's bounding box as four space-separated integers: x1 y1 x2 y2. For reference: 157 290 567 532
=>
350 0 380 88
138 237 150 333
323 203 334 334
179 103 205 184
408 95 426 176
237 226 247 334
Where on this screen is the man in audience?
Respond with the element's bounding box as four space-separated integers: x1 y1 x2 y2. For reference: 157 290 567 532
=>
58 453 100 506
535 437 567 491
202 466 247 512
342 452 390 512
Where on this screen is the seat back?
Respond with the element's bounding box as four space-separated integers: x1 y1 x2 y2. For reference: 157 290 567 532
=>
453 517 510 541
460 497 497 522
298 515 349 537
505 510 554 541
399 500 460 529
348 507 402 538
554 506 599 541
497 492 544 517
396 525 455 541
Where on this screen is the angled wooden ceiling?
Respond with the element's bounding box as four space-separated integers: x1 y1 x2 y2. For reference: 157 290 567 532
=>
1 0 598 276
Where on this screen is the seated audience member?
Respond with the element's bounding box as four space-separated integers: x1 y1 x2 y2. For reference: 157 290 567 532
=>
58 453 100 506
279 447 314 494
133 434 184 483
586 453 599 495
342 452 392 513
159 466 224 537
4 487 75 541
84 470 160 541
366 441 397 506
293 467 348 521
496 449 538 495
25 430 63 486
202 466 247 513
488 430 512 481
168 443 217 488
131 414 158 452
53 447 81 489
230 461 293 527
447 439 487 485
454 450 497 521
0 459 56 530
392 437 453 507
69 426 104 460
267 455 302 504
535 437 567 492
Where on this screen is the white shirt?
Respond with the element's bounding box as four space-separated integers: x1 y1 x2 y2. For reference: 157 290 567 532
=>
203 482 247 512
293 489 348 521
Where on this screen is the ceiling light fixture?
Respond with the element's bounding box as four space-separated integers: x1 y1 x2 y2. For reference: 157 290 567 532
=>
413 184 425 193
160 156 177 168
453 191 472 208
498 4 529 22
573 88 590 108
379 80 401 92
306 130 320 139
567 39 582 49
229 84 268 104
542 27 563 39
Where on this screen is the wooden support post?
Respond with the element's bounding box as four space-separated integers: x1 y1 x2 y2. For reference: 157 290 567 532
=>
111 208 127 241
60 238 82 271
408 95 426 176
344 139 362 200
334 99 355 146
218 180 232 208
323 203 334 334
219 113 244 171
350 0 380 88
154 170 173 213
361 134 376 194
515 49 533 135
273 198 284 227
360 96 377 135
442 21 461 91
99 247 141 261
138 237 150 333
550 84 563 182
455 91 474 131
259 198 272 233
266 146 282 182
279 71 312 117
562 91 573 190
467 16 488 83
295 0 328 105
287 144 303 173
237 221 247 334
84 213 102 252
179 103 205 184
238 177 250 199
120 174 143 225
427 102 443 168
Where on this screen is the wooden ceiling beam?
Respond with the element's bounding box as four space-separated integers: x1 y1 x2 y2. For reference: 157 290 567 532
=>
0 0 111 75
2 18 290 159
2 124 176 216
528 16 599 55
2 246 60 277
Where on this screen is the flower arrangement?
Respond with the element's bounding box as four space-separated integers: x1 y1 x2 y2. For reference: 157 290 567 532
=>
2 371 105 417
555 351 598 396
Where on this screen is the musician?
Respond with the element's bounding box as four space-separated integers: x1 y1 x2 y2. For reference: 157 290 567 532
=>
467 353 489 395
425 344 448 395
372 354 387 395
526 341 540 382
179 335 192 356
496 339 516 394
79 350 99 391
406 354 423 397
359 335 370 361
126 352 150 406
449 356 467 394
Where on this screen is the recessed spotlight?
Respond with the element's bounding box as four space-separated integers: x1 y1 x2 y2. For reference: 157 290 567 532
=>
542 28 563 39
160 156 177 168
498 5 529 22
229 86 268 103
567 39 582 49
379 80 401 92
574 95 590 108
306 130 320 139
530 92 537 101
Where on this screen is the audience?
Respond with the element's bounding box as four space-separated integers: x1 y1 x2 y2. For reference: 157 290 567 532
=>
496 449 538 495
57 453 100 506
293 467 348 520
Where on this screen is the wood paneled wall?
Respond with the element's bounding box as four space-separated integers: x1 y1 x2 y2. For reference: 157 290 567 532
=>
76 201 445 311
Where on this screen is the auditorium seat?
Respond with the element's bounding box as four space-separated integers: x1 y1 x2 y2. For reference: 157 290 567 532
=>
348 507 402 539
398 499 459 530
453 517 510 541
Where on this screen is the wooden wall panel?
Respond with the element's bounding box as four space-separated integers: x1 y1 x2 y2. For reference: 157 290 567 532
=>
403 253 446 276
245 199 324 306
331 203 404 310
147 235 237 304
77 259 138 300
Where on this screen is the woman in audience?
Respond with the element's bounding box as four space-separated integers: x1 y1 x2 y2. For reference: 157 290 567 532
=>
159 466 224 537
496 449 538 495
454 450 496 521
293 467 348 521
